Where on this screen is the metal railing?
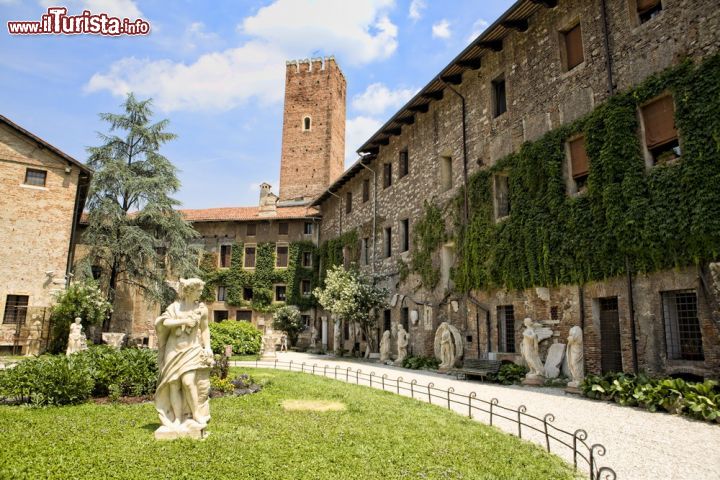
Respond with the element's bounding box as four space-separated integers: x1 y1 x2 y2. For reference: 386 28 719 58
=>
249 358 617 480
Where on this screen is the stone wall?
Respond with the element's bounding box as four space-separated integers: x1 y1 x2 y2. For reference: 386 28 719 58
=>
0 123 83 349
317 0 720 376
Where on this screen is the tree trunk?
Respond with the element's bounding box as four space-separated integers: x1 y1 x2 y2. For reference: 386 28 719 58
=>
103 261 118 332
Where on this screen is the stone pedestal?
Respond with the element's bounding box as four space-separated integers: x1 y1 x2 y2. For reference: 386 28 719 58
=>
522 374 546 386
154 423 207 440
564 380 582 394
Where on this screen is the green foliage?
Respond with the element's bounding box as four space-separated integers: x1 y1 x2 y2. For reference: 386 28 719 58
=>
82 93 200 324
453 54 720 292
402 355 440 370
210 375 234 394
318 230 358 285
208 321 262 355
581 372 720 423
48 281 113 353
0 346 157 405
488 363 529 385
409 201 446 289
272 305 304 347
0 369 576 479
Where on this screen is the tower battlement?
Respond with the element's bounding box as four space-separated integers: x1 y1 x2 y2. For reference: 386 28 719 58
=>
285 56 339 75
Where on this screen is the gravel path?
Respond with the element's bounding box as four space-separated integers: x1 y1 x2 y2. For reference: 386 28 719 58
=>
233 352 720 480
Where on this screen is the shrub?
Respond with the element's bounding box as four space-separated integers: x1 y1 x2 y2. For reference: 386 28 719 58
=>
581 372 720 423
402 355 441 370
489 363 528 385
48 281 112 353
272 305 304 347
75 346 157 397
209 321 262 355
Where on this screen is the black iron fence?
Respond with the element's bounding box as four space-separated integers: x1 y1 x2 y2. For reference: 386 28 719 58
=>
249 358 617 480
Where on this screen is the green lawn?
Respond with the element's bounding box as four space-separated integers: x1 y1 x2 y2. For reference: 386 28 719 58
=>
0 368 578 480
229 354 260 362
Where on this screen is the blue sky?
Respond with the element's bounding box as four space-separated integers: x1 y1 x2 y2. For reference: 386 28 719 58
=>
1 0 515 208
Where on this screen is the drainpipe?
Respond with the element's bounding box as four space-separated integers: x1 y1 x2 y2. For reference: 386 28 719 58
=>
625 256 639 374
599 0 615 95
578 284 585 330
359 159 377 273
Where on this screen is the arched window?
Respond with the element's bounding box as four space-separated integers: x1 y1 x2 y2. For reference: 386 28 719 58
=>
303 116 311 131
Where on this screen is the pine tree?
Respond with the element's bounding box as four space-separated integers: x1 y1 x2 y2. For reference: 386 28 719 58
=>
82 94 199 331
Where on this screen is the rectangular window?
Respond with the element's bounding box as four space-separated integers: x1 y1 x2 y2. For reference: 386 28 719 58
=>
662 290 704 361
642 95 680 164
399 149 409 178
301 314 311 327
494 174 511 219
362 237 370 266
243 287 253 301
440 155 453 192
384 227 392 258
276 245 288 268
383 163 392 189
217 286 227 302
220 245 232 268
400 218 410 253
236 310 252 322
401 307 409 331
275 285 287 302
246 223 256 236
563 24 584 71
497 305 515 353
492 76 507 117
637 0 662 23
3 295 29 325
91 265 102 280
302 251 313 267
244 246 256 268
24 168 47 187
568 136 590 192
345 191 352 214
278 222 289 235
301 280 312 296
383 309 391 332
304 222 313 235
213 310 228 322
362 179 370 202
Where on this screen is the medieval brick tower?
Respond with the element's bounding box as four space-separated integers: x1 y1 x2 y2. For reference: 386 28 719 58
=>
278 57 346 203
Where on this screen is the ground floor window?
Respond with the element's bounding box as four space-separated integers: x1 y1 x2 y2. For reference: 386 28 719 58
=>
497 305 515 353
236 310 252 322
662 290 704 361
214 310 228 322
383 309 391 332
3 295 28 325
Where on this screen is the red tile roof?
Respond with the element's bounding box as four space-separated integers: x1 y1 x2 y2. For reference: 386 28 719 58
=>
81 205 320 224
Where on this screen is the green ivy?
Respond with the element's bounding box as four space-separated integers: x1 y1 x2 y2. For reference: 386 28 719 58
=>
199 241 317 313
409 200 446 289
318 229 358 285
453 54 720 292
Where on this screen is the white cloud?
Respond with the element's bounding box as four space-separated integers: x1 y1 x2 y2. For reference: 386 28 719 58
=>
345 116 383 164
87 0 398 112
467 18 489 43
408 0 425 21
431 19 451 39
351 82 417 116
39 0 142 19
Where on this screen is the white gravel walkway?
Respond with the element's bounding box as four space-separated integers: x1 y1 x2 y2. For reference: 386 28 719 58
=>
233 352 720 480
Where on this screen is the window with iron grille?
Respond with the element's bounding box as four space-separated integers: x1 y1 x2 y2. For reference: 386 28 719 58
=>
550 306 559 321
399 149 409 178
236 310 252 322
497 305 515 353
662 290 704 361
246 223 256 236
383 163 392 189
276 245 288 268
244 247 256 268
362 179 370 202
3 295 28 325
24 168 47 187
217 286 227 302
220 245 232 268
345 191 352 214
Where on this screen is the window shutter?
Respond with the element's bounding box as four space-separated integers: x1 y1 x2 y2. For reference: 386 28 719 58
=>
637 0 660 12
642 96 677 148
569 137 589 178
565 24 584 70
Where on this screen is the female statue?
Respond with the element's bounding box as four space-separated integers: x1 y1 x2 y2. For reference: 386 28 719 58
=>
521 317 545 378
379 330 391 362
395 324 409 365
439 327 455 370
66 317 84 355
154 278 213 439
566 326 584 388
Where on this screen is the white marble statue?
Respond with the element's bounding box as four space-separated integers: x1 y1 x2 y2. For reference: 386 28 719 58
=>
154 278 213 440
102 332 127 349
566 326 585 388
521 317 545 382
395 324 409 365
333 319 343 355
433 322 463 370
379 330 391 363
25 315 42 356
260 329 276 360
66 317 87 355
439 328 454 369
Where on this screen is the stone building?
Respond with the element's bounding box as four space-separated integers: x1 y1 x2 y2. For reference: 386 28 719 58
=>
0 115 91 354
312 0 720 378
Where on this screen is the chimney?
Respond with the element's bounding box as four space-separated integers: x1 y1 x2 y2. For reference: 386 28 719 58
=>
258 182 278 217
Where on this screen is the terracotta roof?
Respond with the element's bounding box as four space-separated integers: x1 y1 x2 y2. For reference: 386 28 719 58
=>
180 205 319 222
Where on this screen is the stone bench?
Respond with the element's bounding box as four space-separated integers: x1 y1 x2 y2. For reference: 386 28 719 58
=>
451 359 502 381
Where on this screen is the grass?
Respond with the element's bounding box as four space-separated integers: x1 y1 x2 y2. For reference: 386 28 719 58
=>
0 368 578 480
229 354 260 361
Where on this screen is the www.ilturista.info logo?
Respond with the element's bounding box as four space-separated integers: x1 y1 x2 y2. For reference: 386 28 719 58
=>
7 7 150 36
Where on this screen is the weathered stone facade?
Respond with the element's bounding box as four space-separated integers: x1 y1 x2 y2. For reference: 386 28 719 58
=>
0 116 90 354
314 0 720 378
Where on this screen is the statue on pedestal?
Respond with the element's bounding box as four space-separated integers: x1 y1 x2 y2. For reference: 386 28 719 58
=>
379 330 391 363
25 315 42 356
521 318 546 385
566 326 585 389
395 324 409 365
154 278 213 440
66 317 87 356
434 322 463 371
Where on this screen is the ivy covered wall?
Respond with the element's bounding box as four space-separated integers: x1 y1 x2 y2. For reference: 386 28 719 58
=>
452 54 720 292
199 241 317 312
